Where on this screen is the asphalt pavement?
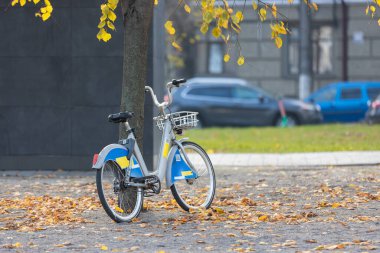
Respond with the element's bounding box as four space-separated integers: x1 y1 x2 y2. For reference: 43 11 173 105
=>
0 164 379 252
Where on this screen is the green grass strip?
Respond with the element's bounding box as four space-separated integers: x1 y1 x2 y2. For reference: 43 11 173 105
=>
184 124 380 153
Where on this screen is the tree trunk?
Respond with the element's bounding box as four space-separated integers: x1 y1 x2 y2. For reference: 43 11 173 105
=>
119 0 154 149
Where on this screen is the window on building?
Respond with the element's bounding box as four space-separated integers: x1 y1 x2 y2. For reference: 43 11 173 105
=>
340 88 362 100
187 86 232 98
208 43 223 74
285 25 334 77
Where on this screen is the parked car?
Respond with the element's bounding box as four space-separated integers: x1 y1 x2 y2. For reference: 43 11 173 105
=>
365 94 380 124
170 77 322 127
305 82 380 123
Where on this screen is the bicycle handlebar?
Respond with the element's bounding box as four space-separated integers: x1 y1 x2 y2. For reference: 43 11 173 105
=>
145 78 187 112
171 78 187 87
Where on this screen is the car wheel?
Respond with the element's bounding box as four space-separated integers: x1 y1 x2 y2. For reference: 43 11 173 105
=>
275 115 298 127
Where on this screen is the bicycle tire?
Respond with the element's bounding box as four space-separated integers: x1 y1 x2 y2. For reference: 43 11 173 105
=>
96 161 143 223
170 141 216 211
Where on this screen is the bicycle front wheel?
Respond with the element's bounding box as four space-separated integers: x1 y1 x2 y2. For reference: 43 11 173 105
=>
96 161 143 223
171 141 216 211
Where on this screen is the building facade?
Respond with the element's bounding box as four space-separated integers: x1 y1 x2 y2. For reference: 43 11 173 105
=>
190 1 379 98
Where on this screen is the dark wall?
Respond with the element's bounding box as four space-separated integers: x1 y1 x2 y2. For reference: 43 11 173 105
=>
0 1 126 170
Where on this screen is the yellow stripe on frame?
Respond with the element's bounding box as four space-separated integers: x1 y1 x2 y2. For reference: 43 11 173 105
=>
163 142 170 158
116 156 130 169
181 171 193 177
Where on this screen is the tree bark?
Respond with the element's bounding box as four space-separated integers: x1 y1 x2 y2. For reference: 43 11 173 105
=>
119 0 154 150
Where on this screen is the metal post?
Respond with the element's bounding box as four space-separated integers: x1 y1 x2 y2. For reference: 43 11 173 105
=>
152 0 166 168
341 0 348 81
298 0 313 100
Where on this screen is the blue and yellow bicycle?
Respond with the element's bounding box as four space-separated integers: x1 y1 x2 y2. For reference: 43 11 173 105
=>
93 79 216 222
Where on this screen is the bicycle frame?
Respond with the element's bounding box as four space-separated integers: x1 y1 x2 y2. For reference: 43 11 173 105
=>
93 84 197 188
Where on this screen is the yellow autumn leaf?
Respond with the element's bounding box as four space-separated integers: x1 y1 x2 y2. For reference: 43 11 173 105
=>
200 23 208 34
100 14 107 22
107 21 115 30
172 41 183 51
275 36 283 48
108 10 117 22
101 4 110 15
224 54 230 62
331 202 340 208
312 2 318 11
259 8 267 21
108 0 118 10
98 21 106 28
97 28 112 42
252 0 258 10
237 56 245 66
13 242 22 248
164 21 176 35
11 0 19 6
370 5 376 17
184 4 191 13
42 12 51 21
20 0 26 6
46 5 53 13
154 0 158 5
378 18 380 26
258 215 268 221
235 11 244 22
218 18 228 29
203 11 213 24
213 207 224 214
272 3 277 18
115 206 124 213
100 245 108 251
212 27 221 38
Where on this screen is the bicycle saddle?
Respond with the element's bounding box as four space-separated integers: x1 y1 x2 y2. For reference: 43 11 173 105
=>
108 111 134 123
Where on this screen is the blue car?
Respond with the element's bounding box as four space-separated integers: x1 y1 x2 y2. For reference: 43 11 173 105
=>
305 82 380 123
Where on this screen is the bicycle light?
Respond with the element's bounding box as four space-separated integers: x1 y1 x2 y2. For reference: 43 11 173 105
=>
92 154 99 165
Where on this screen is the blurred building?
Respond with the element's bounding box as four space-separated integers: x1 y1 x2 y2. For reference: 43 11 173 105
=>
181 0 379 98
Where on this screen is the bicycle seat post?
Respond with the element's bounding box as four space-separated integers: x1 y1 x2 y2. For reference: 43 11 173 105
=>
124 121 131 131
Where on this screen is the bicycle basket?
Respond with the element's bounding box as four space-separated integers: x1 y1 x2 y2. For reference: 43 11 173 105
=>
154 111 199 131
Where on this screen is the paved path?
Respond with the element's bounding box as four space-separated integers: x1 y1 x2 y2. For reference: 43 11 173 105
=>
209 151 380 167
0 166 379 252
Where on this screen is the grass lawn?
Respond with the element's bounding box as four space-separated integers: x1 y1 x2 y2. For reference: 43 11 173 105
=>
183 124 380 153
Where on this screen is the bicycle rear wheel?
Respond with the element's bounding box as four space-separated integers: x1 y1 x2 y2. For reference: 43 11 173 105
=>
96 161 143 222
171 141 216 211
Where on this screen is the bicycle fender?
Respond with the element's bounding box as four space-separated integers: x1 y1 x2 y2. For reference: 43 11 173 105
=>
165 145 197 188
92 144 143 178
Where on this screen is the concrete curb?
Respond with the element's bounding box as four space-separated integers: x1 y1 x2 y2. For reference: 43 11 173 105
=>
208 151 380 167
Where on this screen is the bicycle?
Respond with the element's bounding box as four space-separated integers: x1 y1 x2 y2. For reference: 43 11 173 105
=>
92 79 216 222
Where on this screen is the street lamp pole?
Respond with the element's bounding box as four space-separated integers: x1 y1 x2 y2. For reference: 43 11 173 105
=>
299 0 313 100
